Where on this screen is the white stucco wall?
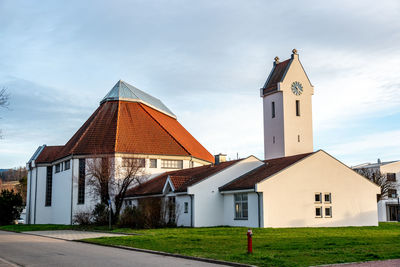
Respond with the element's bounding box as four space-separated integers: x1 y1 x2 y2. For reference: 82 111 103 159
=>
257 151 380 227
222 192 262 228
188 156 264 227
176 195 191 227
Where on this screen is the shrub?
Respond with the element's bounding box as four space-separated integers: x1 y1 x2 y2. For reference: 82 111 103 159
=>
0 189 23 225
92 203 109 226
73 210 92 225
118 205 142 228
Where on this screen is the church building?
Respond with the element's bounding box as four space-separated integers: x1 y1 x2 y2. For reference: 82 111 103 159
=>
27 49 380 227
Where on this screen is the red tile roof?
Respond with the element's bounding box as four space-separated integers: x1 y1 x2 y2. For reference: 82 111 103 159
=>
127 160 240 197
219 152 314 191
36 146 64 163
262 59 291 95
39 100 214 164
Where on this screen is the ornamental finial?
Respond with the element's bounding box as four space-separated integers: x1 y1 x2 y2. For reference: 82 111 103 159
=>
274 56 280 64
292 48 298 55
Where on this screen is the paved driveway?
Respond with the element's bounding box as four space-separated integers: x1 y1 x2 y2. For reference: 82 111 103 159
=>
22 230 127 240
0 230 226 267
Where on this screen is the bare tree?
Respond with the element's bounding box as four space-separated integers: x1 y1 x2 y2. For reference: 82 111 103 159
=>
0 88 9 108
0 88 9 138
86 155 148 223
355 168 398 202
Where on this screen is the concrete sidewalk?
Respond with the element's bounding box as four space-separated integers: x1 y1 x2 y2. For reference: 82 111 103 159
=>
22 230 127 240
323 259 400 267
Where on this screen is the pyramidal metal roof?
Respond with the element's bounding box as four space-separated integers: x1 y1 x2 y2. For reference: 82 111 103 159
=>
101 80 176 118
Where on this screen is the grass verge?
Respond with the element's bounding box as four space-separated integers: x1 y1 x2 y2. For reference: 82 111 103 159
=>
3 223 400 266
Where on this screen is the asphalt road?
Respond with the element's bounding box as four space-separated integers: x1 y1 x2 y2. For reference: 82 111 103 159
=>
0 230 226 267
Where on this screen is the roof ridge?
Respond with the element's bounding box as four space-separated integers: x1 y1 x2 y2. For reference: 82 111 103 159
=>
138 103 191 156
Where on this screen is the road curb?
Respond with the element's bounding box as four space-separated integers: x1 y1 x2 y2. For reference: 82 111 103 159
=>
76 240 255 267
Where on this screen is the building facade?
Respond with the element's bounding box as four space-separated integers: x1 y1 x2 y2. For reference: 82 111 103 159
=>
26 80 214 224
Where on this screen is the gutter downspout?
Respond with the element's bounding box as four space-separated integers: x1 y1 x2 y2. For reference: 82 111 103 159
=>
256 186 261 228
70 156 74 225
34 167 38 224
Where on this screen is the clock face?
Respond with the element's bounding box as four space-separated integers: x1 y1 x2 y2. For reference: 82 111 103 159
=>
291 81 303 96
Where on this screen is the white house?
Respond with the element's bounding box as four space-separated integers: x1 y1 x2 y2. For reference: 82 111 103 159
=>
125 49 380 228
27 49 380 227
353 159 400 222
26 80 214 225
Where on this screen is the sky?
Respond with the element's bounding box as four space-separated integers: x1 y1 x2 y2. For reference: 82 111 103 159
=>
0 0 400 168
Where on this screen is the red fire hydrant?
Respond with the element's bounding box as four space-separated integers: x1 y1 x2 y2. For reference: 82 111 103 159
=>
247 228 253 254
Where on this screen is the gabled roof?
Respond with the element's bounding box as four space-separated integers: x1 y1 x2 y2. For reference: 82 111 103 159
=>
36 146 64 164
126 160 240 197
32 81 214 164
262 59 291 95
101 80 176 118
219 152 314 192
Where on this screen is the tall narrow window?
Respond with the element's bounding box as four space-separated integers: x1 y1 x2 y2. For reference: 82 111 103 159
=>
45 166 53 206
234 193 248 219
271 101 276 118
273 136 275 144
298 135 300 142
296 100 300 116
78 159 85 204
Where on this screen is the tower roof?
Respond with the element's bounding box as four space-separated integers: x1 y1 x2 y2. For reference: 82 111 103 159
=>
101 80 176 118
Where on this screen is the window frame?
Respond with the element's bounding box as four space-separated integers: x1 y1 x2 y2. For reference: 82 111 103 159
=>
184 202 189 213
271 101 276 118
78 159 85 205
149 159 157 168
122 158 145 168
296 100 300 116
234 193 248 220
64 160 71 170
55 163 61 173
324 193 332 203
387 173 397 182
315 206 322 218
45 166 53 206
325 206 332 218
314 193 322 203
161 159 183 169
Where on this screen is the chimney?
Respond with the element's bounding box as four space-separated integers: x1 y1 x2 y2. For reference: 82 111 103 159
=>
214 153 227 165
377 158 381 164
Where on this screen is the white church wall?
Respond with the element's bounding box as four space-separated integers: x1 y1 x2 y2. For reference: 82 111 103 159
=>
188 156 264 227
52 163 73 224
222 192 261 228
34 166 53 224
257 151 380 228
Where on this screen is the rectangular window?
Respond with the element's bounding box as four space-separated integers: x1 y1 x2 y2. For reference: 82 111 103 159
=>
184 202 189 213
64 160 71 170
234 193 248 220
315 207 322 218
298 135 300 142
324 193 331 203
388 189 397 198
325 207 332 218
387 173 397 182
122 158 145 168
271 101 275 118
45 166 52 206
161 159 183 169
296 100 300 116
55 163 61 173
273 136 275 144
78 159 85 204
315 193 322 203
150 159 157 168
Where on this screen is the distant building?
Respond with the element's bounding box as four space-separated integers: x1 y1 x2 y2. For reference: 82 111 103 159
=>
353 159 400 222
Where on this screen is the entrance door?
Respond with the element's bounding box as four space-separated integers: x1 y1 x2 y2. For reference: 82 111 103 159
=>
388 205 399 221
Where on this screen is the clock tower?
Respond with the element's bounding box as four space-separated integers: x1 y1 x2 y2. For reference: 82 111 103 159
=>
260 49 314 160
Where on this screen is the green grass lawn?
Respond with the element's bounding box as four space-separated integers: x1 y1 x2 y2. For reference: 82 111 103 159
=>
3 223 400 266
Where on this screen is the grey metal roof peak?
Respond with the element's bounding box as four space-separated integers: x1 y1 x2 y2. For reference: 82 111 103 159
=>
100 80 176 119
